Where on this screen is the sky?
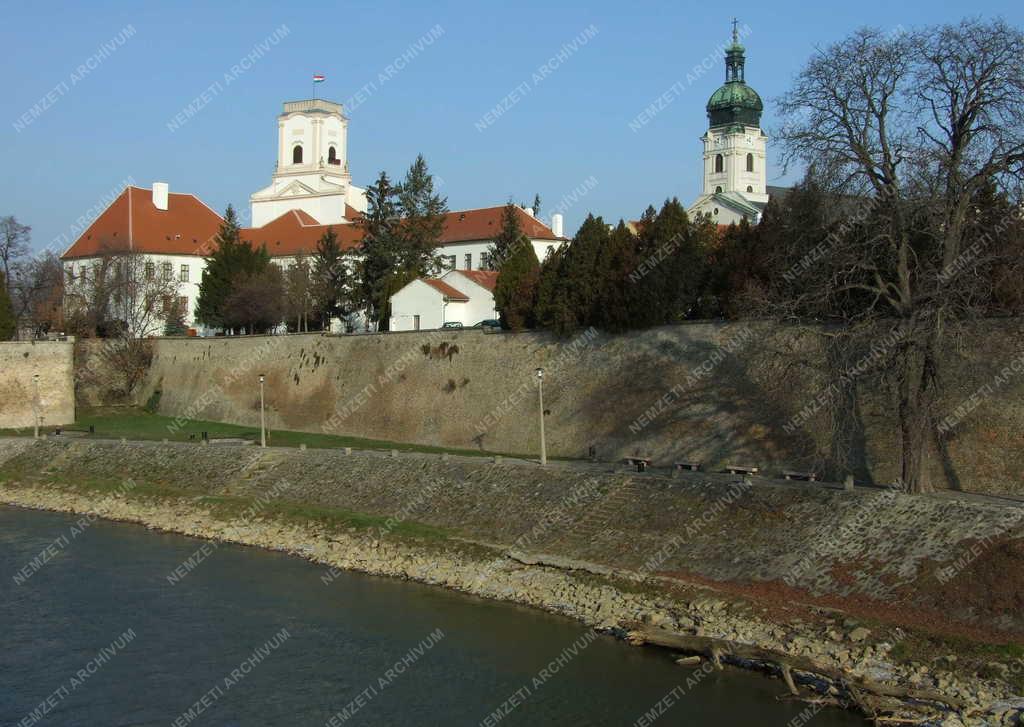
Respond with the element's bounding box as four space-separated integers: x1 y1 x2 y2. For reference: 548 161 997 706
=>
2 0 1022 256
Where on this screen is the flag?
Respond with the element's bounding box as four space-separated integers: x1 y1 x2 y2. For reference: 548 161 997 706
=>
312 74 325 83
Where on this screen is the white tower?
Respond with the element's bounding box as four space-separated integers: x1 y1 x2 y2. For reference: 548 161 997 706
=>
689 22 769 225
250 99 367 227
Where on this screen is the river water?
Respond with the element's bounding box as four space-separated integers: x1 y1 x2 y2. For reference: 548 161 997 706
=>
0 506 863 726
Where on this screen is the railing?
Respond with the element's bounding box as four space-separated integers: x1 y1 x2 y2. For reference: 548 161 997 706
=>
283 99 342 114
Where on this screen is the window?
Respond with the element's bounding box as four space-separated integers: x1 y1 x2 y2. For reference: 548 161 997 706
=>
715 186 723 193
145 262 155 280
293 145 303 164
746 185 753 193
479 252 491 270
327 146 339 165
178 296 188 315
179 264 189 282
714 154 724 173
464 253 472 269
161 261 173 281
442 255 456 270
746 153 754 172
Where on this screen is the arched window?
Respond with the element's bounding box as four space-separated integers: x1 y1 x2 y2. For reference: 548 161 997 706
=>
715 186 723 194
327 146 338 165
714 154 724 173
746 185 753 193
292 145 303 164
746 153 754 172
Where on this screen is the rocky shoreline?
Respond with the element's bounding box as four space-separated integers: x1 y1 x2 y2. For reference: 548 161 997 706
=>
2 482 1022 726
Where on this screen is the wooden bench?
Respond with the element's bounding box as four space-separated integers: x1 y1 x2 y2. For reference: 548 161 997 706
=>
782 470 818 482
674 461 702 472
626 457 652 473
725 464 759 475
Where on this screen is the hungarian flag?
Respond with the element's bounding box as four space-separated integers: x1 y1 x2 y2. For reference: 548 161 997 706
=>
312 74 325 83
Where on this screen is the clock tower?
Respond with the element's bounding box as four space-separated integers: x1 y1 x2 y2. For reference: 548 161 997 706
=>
689 22 769 224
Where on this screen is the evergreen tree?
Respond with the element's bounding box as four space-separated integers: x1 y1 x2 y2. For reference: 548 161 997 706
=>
0 271 15 340
312 227 350 328
534 214 608 335
162 299 188 336
359 171 401 329
395 154 446 275
592 221 639 332
631 198 706 325
494 235 540 330
488 203 524 270
195 205 271 330
533 246 572 332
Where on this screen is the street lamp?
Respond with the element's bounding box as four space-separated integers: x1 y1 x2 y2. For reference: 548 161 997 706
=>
32 374 40 439
258 374 266 448
535 368 546 466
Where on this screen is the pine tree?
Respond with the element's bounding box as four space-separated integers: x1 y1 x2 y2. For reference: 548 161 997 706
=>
359 171 401 329
312 227 350 328
593 221 639 332
494 235 540 330
396 154 447 275
0 271 16 340
488 203 524 270
195 205 271 330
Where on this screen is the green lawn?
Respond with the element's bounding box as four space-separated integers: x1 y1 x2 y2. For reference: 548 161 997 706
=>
26 407 528 459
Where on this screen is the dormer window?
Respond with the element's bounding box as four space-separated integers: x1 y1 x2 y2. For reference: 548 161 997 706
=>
293 145 303 164
327 146 339 165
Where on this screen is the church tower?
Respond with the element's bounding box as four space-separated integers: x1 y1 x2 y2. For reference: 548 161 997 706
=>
689 22 769 225
250 99 367 227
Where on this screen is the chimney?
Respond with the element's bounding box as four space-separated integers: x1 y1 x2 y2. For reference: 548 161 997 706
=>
152 182 169 211
523 207 535 218
551 213 564 238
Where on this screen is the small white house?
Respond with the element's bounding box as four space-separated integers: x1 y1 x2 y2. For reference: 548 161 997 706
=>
389 270 498 331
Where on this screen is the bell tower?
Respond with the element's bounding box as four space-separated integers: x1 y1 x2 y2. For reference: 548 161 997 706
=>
250 99 367 227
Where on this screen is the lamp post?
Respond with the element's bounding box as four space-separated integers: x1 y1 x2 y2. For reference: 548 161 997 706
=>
258 374 266 448
32 374 40 439
535 368 546 466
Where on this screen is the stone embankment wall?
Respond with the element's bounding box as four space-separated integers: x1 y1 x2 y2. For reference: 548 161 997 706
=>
128 321 1024 496
4 439 1022 636
0 341 75 429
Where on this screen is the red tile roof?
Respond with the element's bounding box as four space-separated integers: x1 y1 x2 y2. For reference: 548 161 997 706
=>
61 186 225 260
423 278 469 301
439 206 562 244
241 210 364 256
452 269 498 292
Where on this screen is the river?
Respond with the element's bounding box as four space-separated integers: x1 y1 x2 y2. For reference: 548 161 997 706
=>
0 506 863 726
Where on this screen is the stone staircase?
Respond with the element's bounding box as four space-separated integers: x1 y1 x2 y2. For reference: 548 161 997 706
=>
546 478 641 551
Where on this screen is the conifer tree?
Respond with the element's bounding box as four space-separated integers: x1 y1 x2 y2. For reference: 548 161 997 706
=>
195 205 271 330
593 221 639 332
494 235 540 330
396 154 446 275
488 203 524 270
359 171 401 329
312 226 350 328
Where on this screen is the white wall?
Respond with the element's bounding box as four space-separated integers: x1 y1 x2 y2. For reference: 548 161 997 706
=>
390 281 450 331
433 238 562 273
442 271 497 324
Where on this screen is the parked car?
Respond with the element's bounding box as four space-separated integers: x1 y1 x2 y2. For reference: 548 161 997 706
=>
441 321 463 329
473 319 501 330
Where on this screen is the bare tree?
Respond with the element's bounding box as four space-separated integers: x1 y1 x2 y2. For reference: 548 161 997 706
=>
284 251 315 332
0 216 32 296
65 244 182 397
11 252 64 337
769 19 1024 492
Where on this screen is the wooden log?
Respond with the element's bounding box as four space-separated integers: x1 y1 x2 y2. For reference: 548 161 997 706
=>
626 625 965 711
780 664 799 696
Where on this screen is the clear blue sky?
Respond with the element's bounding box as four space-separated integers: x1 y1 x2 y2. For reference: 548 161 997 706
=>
2 0 1021 254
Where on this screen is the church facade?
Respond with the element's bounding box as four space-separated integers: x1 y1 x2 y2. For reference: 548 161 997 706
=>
688 26 774 225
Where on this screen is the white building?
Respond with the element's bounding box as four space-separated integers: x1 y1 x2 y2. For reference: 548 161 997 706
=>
390 270 498 331
61 98 567 335
688 26 775 226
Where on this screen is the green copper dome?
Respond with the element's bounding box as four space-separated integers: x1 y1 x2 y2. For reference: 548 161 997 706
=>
706 22 762 129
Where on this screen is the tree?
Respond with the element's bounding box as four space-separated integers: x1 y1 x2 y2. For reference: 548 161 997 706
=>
534 214 608 334
284 251 314 332
0 271 15 340
494 236 540 330
195 205 270 331
395 154 446 274
488 203 525 270
163 299 188 336
312 227 351 328
592 221 639 332
767 18 1024 493
0 216 31 297
223 265 285 334
358 171 401 329
10 252 64 336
